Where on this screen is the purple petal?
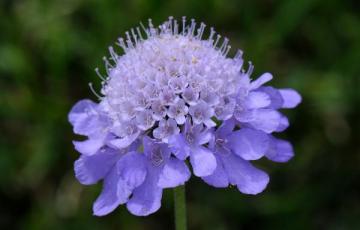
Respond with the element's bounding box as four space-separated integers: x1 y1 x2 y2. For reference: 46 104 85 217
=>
117 152 147 188
257 86 283 109
222 154 269 194
168 134 191 160
189 101 214 125
73 136 105 156
157 157 191 188
266 137 294 162
214 96 236 121
107 131 140 149
217 119 235 138
152 119 179 143
136 110 155 130
74 148 121 185
275 115 289 132
93 166 131 216
190 146 217 177
245 109 282 134
143 136 171 160
196 128 213 145
68 99 108 136
175 115 186 125
279 89 302 108
202 155 229 187
250 73 273 90
244 92 271 109
204 119 217 128
228 128 269 160
126 171 163 216
182 87 199 106
68 99 96 125
233 106 254 123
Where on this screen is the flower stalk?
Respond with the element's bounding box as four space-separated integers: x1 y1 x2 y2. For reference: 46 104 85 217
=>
174 185 187 230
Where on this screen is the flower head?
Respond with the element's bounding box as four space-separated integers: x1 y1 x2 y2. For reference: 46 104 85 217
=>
68 17 301 216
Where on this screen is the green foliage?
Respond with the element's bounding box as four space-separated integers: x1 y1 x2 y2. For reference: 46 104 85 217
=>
1 0 359 229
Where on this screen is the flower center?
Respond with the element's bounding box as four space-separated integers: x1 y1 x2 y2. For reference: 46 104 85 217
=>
194 110 203 120
126 125 134 136
215 138 231 156
186 133 195 144
151 148 164 166
215 138 226 146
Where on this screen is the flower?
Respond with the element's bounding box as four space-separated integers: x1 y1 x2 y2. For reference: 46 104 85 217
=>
169 119 216 177
68 17 301 216
202 119 270 194
126 137 190 216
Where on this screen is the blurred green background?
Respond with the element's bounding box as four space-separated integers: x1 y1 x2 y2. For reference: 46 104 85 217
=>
1 0 359 229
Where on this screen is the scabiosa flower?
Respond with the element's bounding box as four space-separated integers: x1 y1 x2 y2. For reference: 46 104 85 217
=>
68 17 301 217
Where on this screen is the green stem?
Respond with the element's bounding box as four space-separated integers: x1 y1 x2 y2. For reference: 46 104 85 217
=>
174 185 187 230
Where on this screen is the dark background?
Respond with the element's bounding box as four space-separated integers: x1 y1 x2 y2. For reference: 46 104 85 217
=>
1 0 359 229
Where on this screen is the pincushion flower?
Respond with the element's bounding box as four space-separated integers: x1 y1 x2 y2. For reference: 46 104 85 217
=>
68 17 301 218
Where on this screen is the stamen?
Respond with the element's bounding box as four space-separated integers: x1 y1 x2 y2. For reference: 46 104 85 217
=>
182 16 186 35
125 31 134 49
168 16 173 34
197 22 206 39
148 18 154 29
148 18 157 36
116 37 127 53
103 57 113 75
108 46 118 63
224 45 231 56
95 67 106 81
235 49 243 59
89 82 103 100
131 28 138 45
136 27 144 40
140 22 149 37
159 23 166 34
125 31 131 42
246 62 254 76
208 27 216 43
173 19 178 35
126 39 134 49
189 18 196 36
214 34 221 48
220 37 229 53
